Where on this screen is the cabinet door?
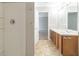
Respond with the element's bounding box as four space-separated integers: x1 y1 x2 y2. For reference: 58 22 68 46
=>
56 33 59 49
63 36 78 56
50 30 56 44
53 32 56 45
50 30 53 41
59 35 63 54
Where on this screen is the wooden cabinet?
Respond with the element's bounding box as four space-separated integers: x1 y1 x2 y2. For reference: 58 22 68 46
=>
50 30 56 44
56 33 59 49
53 31 56 44
50 30 78 56
50 30 53 41
63 36 78 56
58 35 63 54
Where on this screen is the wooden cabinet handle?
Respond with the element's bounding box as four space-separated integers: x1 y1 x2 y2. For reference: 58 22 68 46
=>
68 37 71 39
63 37 71 39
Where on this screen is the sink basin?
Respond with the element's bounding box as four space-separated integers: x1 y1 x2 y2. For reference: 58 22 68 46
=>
66 30 70 33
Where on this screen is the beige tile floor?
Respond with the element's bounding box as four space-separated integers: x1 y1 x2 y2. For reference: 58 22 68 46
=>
35 40 62 56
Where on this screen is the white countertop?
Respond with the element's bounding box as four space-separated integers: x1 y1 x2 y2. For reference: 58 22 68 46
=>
50 28 78 36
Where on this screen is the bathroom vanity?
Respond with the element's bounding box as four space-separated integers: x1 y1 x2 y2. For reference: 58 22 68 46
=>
50 29 78 56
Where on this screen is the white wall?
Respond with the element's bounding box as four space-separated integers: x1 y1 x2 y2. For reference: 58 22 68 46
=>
57 7 67 29
36 2 48 12
77 0 79 55
49 2 67 30
34 3 39 45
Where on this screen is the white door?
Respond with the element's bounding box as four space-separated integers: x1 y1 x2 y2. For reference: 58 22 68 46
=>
0 3 4 55
4 3 26 56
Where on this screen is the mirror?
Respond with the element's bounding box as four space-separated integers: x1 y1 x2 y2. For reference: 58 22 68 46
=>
68 12 78 31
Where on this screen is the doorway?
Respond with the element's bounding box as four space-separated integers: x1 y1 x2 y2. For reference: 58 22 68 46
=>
39 12 48 40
